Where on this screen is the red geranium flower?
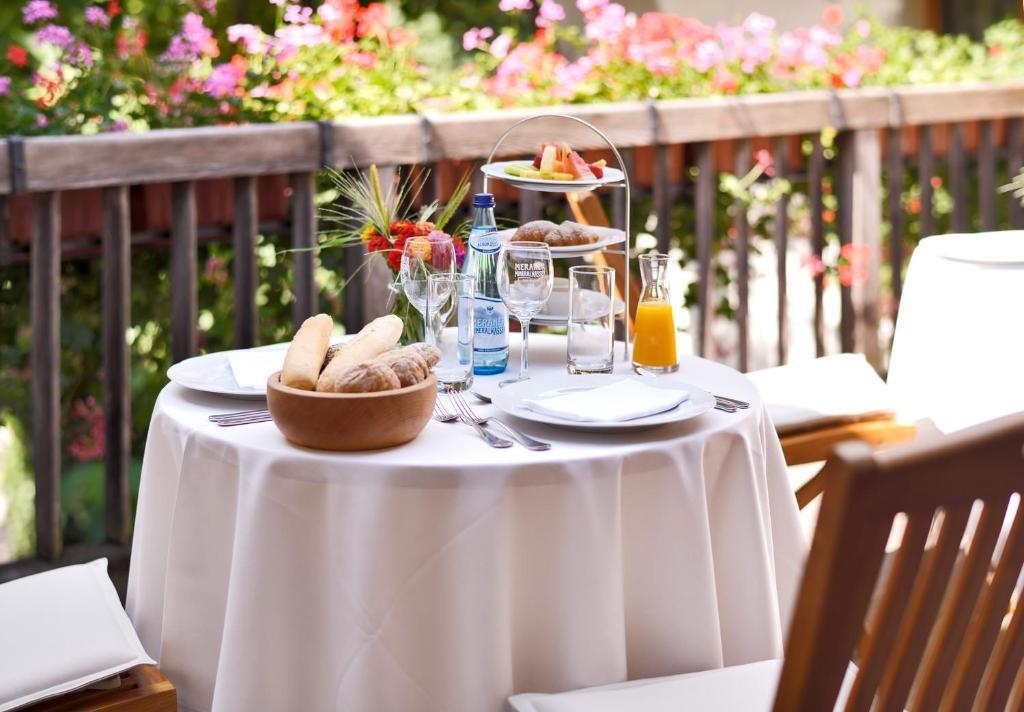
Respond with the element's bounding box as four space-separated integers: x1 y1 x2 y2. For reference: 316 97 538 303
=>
7 45 28 68
386 235 407 271
366 234 389 253
390 220 416 239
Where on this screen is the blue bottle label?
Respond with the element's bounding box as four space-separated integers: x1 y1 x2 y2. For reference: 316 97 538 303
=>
469 227 500 254
473 295 508 352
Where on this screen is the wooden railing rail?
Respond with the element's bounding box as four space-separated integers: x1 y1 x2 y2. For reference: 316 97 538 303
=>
2 80 1024 579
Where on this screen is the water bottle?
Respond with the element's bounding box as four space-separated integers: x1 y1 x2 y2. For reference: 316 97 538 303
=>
462 193 509 374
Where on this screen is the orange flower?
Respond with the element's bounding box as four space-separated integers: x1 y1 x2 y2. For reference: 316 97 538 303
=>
361 225 378 242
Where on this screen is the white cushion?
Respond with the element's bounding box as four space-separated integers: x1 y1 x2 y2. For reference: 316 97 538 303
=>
747 354 895 434
508 659 858 712
0 559 155 712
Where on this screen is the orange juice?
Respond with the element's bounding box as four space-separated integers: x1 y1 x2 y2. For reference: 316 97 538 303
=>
632 300 677 370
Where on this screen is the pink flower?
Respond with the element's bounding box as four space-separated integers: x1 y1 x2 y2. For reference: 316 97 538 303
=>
206 61 244 98
284 3 313 24
35 24 74 48
36 114 48 127
755 149 775 176
22 0 57 24
490 33 512 59
576 0 607 11
583 1 629 42
182 12 212 47
112 118 129 132
84 6 109 27
227 23 266 53
269 0 285 4
499 0 533 10
742 12 775 37
68 42 93 66
842 67 863 87
856 19 871 38
691 39 722 72
348 51 376 68
462 26 494 51
536 0 566 28
0 76 10 96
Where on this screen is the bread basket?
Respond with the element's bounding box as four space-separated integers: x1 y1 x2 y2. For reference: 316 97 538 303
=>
266 371 437 451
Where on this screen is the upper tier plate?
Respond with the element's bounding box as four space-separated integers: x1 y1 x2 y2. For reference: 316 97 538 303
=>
481 161 625 193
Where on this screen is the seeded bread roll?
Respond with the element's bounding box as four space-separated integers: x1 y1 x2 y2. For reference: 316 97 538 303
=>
377 352 427 388
316 315 403 392
329 361 401 393
407 342 442 368
281 314 333 390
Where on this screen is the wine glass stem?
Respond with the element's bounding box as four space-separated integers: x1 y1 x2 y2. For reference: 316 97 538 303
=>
520 319 531 379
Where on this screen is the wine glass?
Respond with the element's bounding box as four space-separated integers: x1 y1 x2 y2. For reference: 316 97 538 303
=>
496 241 553 387
399 233 456 342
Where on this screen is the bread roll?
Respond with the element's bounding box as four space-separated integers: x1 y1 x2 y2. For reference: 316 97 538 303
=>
281 314 333 390
377 350 428 387
328 361 402 393
407 342 442 368
316 315 403 391
321 344 342 373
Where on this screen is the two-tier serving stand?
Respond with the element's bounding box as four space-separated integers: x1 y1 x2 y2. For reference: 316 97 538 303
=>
480 113 633 361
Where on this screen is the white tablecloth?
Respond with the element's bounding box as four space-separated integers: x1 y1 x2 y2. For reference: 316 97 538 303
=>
888 231 1024 432
126 334 804 712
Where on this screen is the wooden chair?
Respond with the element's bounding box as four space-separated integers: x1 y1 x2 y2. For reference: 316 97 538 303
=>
565 191 917 508
20 666 176 712
509 411 1024 711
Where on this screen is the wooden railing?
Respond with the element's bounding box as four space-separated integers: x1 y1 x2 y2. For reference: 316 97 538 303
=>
2 81 1024 579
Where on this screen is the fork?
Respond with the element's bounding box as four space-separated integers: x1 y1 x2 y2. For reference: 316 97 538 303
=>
209 408 272 426
434 399 512 448
447 389 551 451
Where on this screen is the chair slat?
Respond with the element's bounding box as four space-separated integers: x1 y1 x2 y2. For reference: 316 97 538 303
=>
170 181 197 362
955 501 1024 711
845 511 932 712
1008 118 1024 230
809 134 825 357
915 496 1011 710
773 136 789 366
919 125 936 238
31 192 62 561
695 140 714 359
734 139 751 371
232 176 258 349
979 120 996 232
886 127 905 304
876 503 972 710
102 185 131 544
949 123 967 233
290 171 317 327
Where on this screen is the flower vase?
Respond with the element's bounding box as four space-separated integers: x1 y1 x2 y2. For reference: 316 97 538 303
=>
391 290 425 345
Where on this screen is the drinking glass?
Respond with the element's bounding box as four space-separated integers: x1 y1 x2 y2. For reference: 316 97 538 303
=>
399 233 456 342
496 241 553 387
426 274 475 391
633 253 679 375
567 265 615 374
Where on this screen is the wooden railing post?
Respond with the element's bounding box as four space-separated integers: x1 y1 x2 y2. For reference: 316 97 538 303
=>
694 141 714 358
31 192 62 560
733 139 751 372
290 171 317 327
773 135 790 366
809 134 827 357
233 176 258 348
102 186 131 544
170 181 197 362
838 129 883 367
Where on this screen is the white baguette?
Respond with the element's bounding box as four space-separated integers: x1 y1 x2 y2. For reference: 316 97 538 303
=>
316 315 404 392
281 313 333 390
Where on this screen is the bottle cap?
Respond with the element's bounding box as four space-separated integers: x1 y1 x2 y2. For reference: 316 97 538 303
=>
473 193 496 208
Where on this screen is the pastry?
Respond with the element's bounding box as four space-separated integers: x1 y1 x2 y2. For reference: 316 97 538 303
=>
316 315 403 392
513 220 558 243
377 350 428 387
281 313 333 390
327 361 402 393
557 221 598 246
407 342 442 368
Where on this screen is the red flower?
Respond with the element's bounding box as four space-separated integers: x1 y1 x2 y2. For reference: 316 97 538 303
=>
452 235 467 267
412 221 435 236
389 220 416 239
357 3 391 39
754 148 774 177
385 235 408 271
6 44 28 68
107 0 121 18
366 234 389 253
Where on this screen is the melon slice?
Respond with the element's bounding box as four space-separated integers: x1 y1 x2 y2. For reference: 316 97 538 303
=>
566 150 597 181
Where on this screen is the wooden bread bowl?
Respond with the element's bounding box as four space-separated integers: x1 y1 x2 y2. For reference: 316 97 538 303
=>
266 371 437 451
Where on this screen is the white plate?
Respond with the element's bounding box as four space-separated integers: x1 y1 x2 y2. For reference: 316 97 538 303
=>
167 343 288 400
495 226 625 256
490 373 716 432
481 161 625 193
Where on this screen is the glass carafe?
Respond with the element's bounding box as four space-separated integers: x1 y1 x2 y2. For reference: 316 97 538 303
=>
632 253 678 375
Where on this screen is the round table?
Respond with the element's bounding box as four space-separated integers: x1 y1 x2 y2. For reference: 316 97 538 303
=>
126 334 804 712
888 231 1024 432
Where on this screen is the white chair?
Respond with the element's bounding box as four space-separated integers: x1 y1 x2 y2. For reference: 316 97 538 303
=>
0 559 174 712
509 412 1024 712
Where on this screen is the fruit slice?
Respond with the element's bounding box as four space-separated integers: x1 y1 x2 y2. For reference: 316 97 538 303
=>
539 145 558 174
566 150 597 180
504 163 533 177
532 142 558 169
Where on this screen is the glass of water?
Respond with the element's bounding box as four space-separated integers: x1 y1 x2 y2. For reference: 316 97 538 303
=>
400 233 455 343
426 273 475 391
567 265 616 374
496 241 553 387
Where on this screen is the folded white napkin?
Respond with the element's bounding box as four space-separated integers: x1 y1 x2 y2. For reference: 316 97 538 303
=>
523 379 689 422
227 349 286 389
